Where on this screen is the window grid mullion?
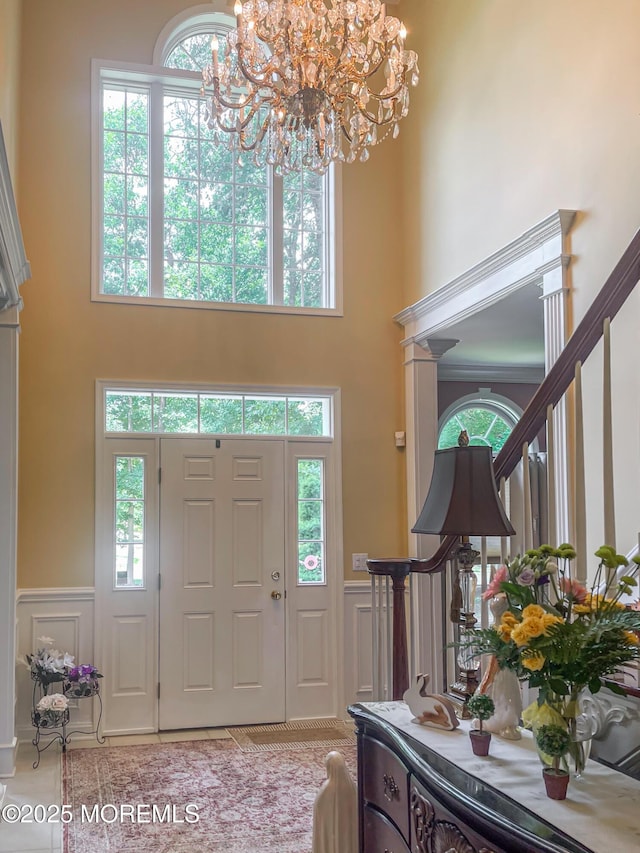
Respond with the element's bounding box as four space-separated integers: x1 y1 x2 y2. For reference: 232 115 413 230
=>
271 173 284 305
148 82 164 298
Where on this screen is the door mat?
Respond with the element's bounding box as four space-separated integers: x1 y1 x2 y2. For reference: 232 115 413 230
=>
225 718 356 752
63 738 356 853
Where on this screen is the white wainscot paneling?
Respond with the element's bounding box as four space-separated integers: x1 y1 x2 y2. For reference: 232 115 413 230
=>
344 582 374 706
15 588 96 743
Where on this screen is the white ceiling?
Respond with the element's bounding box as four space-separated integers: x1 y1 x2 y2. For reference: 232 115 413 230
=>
431 283 545 380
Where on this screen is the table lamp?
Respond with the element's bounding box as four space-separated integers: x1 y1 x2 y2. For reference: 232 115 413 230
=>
412 433 515 708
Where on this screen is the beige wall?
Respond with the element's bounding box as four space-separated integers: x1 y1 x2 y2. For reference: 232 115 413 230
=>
16 0 407 588
0 0 21 179
401 0 640 557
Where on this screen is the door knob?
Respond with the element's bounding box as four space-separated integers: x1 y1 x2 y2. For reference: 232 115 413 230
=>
271 590 282 600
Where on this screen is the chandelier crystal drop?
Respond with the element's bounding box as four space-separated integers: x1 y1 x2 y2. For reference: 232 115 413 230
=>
201 0 419 174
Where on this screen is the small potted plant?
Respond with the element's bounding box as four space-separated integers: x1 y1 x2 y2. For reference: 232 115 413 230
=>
466 693 495 756
536 724 570 800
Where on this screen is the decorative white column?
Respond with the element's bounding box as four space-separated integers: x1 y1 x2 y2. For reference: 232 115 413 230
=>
0 305 19 778
540 248 573 545
403 337 457 691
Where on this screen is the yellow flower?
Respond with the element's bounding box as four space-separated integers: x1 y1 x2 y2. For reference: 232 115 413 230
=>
542 613 564 632
522 652 546 671
522 604 545 620
624 630 640 646
511 616 546 646
501 611 518 627
497 624 513 642
572 603 593 614
604 598 627 610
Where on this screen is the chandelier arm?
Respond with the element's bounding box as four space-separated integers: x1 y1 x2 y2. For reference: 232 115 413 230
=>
241 22 289 83
210 79 260 112
355 103 399 127
360 81 407 103
235 44 281 91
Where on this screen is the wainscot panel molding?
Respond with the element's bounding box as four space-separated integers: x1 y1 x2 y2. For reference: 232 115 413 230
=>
15 588 97 743
344 582 374 709
343 581 410 711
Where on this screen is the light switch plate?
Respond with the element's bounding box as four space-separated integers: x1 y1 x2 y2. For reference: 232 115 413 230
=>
352 553 369 571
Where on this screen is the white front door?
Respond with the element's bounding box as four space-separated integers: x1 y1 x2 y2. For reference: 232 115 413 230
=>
158 438 286 729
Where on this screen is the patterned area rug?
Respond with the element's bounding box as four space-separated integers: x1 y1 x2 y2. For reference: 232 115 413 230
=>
63 738 356 853
226 718 356 752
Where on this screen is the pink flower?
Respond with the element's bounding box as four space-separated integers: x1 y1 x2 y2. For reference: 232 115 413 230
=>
303 555 319 571
482 566 508 600
560 576 588 603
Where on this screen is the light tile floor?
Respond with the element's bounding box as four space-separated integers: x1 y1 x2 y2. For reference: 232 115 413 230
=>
0 728 232 853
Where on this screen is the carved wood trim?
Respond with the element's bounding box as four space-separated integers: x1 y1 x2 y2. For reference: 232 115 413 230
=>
411 786 495 853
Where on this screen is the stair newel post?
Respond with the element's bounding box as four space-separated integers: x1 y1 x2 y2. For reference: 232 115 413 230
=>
367 559 412 700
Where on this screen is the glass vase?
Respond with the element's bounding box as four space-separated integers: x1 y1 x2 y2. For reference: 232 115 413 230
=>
536 688 592 778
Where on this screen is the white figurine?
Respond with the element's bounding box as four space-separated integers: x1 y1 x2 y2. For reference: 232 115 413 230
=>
312 751 357 853
403 673 459 730
475 594 522 739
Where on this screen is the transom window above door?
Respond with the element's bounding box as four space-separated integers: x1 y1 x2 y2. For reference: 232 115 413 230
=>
92 12 339 315
104 387 333 438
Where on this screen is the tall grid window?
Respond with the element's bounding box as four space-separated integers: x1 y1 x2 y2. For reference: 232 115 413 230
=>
95 22 335 311
297 459 325 585
114 456 145 588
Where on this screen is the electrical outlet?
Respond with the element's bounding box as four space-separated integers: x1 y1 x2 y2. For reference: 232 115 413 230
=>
352 553 369 571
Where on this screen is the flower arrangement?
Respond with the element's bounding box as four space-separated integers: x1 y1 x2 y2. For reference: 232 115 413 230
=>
465 544 640 773
65 665 103 697
24 637 75 688
34 693 69 727
23 637 102 696
36 694 69 714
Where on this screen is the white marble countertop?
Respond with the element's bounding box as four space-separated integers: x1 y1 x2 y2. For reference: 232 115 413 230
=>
361 701 640 853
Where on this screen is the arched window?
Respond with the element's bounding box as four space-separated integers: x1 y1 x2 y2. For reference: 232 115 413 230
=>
93 6 338 313
438 393 522 454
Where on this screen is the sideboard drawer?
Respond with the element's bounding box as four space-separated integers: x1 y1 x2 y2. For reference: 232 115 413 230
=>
363 804 411 853
362 735 410 842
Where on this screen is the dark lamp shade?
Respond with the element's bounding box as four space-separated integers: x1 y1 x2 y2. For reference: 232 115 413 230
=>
412 445 515 537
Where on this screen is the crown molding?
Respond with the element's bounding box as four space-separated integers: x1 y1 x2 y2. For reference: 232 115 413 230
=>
437 363 545 384
395 209 577 345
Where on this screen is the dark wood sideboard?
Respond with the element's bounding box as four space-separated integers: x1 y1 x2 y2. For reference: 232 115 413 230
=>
348 704 595 853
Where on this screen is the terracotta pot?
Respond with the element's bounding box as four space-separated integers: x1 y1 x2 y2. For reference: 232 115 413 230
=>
469 730 491 756
542 768 570 800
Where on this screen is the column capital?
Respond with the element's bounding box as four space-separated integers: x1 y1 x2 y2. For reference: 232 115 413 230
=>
402 337 458 365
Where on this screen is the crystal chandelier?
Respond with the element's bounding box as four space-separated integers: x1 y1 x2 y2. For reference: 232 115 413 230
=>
201 0 419 174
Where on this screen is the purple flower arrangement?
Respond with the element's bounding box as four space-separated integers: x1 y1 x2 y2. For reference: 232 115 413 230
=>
64 664 103 698
67 664 102 683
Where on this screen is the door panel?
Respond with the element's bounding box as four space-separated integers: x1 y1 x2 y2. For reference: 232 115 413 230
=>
159 438 285 729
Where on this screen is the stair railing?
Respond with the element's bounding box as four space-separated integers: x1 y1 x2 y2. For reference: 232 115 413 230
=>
369 227 640 700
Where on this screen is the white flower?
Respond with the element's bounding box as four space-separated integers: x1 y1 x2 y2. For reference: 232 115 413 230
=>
36 693 68 713
36 636 55 646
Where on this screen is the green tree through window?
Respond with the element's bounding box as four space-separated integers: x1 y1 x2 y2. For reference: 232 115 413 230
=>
97 16 334 310
438 406 514 453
